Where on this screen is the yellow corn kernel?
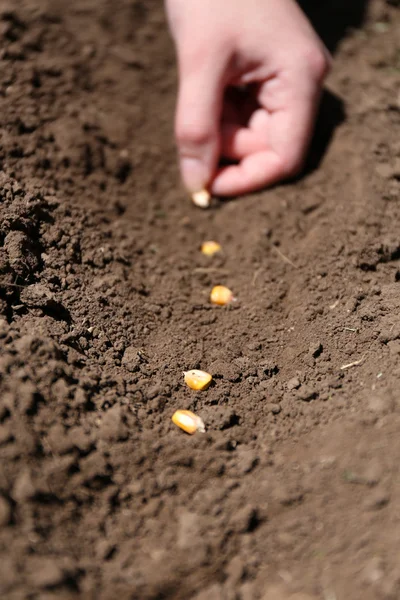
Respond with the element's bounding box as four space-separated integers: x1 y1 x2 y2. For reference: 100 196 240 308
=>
201 241 222 256
184 369 213 391
172 409 206 434
192 189 211 209
210 285 235 306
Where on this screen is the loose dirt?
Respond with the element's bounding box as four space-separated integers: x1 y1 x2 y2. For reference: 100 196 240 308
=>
0 1 400 599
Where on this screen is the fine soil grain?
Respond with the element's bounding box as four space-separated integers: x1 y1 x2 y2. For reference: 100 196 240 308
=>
0 1 400 599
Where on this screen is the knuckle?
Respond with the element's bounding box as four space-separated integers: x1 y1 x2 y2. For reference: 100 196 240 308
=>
303 45 331 82
175 120 213 148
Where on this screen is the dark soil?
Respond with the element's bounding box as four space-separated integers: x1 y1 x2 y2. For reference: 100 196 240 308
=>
0 1 400 599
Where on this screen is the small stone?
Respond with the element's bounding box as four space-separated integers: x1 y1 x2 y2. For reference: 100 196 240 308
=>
297 386 317 402
267 402 282 414
286 377 301 391
247 342 261 351
121 346 142 372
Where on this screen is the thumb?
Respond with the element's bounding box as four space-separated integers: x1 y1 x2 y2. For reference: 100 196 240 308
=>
175 49 226 193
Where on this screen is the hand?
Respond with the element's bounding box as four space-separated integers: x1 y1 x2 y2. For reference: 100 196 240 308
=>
166 0 331 196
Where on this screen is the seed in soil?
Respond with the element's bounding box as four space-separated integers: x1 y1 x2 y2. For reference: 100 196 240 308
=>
184 369 213 391
192 189 211 208
201 241 222 256
210 285 235 306
172 410 206 434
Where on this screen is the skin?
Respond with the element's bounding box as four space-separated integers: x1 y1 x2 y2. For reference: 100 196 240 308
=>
165 0 331 197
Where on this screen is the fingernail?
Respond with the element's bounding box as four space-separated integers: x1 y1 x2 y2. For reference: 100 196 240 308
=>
180 157 208 193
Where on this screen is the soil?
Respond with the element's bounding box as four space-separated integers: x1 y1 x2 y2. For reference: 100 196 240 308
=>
0 1 400 599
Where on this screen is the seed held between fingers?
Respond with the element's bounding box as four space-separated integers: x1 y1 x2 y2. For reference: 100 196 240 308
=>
184 369 213 391
172 409 206 434
192 189 211 209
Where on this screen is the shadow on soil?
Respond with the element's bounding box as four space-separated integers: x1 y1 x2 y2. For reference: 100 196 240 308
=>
305 89 346 175
297 0 370 173
302 0 370 53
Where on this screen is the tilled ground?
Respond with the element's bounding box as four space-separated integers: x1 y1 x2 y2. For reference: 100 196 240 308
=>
0 1 400 599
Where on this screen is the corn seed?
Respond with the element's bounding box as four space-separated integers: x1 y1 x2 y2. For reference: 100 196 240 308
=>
210 285 235 306
201 241 222 256
192 189 211 209
172 409 206 434
184 369 213 391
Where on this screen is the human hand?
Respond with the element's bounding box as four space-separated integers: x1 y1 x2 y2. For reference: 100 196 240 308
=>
165 0 331 197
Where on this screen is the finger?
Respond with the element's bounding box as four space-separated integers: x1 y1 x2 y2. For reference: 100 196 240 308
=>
213 104 312 197
221 106 272 160
175 47 227 193
220 124 266 161
213 76 322 196
211 151 283 196
257 79 321 173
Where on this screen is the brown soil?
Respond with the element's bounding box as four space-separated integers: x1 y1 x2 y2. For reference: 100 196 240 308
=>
0 1 400 599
